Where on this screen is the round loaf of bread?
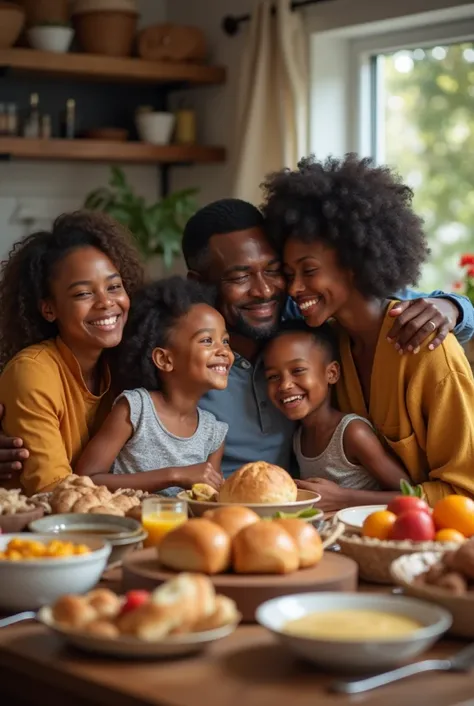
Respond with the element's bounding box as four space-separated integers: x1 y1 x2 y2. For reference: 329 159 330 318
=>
158 518 231 574
218 461 297 504
203 506 260 539
274 518 323 569
232 521 299 574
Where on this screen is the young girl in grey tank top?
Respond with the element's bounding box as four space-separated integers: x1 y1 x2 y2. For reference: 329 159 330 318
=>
263 321 410 493
76 277 233 495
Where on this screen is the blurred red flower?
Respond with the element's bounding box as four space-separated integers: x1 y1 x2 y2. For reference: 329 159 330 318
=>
460 254 474 267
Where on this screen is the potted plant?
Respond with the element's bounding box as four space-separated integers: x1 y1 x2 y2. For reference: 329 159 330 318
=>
84 166 198 271
27 20 74 53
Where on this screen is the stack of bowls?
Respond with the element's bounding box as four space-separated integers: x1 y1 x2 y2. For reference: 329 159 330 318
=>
30 513 147 565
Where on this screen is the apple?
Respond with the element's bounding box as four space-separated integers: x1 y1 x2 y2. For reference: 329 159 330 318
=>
387 496 431 517
389 510 436 541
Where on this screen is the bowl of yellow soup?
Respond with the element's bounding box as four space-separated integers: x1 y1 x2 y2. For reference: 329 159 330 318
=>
256 592 451 672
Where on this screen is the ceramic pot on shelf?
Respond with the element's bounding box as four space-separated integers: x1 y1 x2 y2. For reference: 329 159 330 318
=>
71 0 139 57
0 2 25 49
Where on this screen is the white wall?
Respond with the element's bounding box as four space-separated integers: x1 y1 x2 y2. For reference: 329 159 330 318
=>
0 0 166 257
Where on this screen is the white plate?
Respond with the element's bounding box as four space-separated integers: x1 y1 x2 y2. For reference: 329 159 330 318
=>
256 592 451 673
335 505 387 534
38 606 238 658
178 489 321 519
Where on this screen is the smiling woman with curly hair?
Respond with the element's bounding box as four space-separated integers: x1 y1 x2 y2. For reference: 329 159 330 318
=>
261 153 474 508
0 211 144 495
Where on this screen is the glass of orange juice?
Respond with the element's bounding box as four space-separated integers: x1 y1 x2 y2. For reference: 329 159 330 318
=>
142 497 187 548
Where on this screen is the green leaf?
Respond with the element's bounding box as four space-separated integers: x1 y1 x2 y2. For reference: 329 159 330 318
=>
83 166 198 264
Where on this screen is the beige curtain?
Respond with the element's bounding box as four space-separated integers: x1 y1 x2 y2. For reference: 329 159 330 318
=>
233 0 309 205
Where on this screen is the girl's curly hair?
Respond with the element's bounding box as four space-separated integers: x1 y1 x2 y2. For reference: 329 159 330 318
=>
115 276 216 391
261 153 430 298
0 210 144 370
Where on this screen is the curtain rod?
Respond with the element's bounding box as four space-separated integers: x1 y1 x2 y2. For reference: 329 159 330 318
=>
222 0 332 36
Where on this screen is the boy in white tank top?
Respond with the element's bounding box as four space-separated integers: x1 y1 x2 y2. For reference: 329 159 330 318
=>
263 321 409 491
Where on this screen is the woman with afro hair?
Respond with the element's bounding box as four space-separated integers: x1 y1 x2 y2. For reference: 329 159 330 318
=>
261 153 474 508
0 211 144 495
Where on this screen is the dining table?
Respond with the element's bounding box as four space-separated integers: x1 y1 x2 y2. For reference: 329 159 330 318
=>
0 566 473 706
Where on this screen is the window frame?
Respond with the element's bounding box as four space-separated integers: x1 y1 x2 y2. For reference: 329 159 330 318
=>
308 7 474 160
350 18 474 161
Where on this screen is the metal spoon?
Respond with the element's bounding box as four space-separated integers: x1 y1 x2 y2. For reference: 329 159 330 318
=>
0 611 36 628
332 642 474 694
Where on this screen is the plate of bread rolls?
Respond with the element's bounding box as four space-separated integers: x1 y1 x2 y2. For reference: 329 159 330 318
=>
38 573 241 657
180 461 321 518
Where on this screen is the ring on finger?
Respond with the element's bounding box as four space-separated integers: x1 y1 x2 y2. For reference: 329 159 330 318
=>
428 320 436 331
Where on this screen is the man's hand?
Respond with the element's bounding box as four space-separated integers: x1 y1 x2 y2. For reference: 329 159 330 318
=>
387 298 458 353
0 404 28 481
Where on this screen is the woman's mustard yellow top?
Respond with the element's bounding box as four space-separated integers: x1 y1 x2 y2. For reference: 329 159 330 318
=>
336 303 474 505
0 338 112 496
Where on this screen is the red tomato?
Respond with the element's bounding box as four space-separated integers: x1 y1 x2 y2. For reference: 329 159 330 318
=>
121 590 150 614
389 510 436 542
387 496 431 517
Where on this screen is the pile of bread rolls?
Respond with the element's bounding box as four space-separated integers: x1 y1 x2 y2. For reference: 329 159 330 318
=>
33 475 148 517
48 574 240 641
159 506 323 575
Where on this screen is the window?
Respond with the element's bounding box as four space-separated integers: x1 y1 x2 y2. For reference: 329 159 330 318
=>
353 20 474 292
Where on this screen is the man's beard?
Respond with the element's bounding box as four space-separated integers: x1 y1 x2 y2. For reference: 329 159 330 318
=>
227 300 284 341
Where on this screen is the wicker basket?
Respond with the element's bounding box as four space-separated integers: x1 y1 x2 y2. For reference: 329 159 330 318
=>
338 533 459 584
391 551 474 638
15 0 69 26
73 10 138 57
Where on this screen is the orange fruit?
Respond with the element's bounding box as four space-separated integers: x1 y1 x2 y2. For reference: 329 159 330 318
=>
362 510 397 540
432 495 474 537
435 528 465 543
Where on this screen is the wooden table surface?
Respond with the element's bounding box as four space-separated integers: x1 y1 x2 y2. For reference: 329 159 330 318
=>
0 622 473 706
0 568 473 706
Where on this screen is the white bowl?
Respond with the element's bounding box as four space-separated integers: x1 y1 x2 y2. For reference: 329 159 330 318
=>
335 505 387 534
27 26 74 53
38 606 238 658
0 533 111 611
177 489 321 519
256 592 451 673
136 111 175 145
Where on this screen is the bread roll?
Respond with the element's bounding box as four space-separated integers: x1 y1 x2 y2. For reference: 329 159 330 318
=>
152 573 216 630
117 603 177 641
159 519 231 574
191 595 240 632
203 506 259 539
87 588 122 618
274 519 323 569
84 620 120 639
52 595 97 628
232 522 299 574
219 462 297 504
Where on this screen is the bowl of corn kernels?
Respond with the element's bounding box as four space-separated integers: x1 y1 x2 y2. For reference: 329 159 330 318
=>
0 534 111 611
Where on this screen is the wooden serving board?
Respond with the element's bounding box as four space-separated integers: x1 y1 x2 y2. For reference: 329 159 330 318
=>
122 549 358 622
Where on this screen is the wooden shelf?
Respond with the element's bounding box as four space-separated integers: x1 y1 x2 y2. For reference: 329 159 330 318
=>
0 138 226 164
0 49 226 86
